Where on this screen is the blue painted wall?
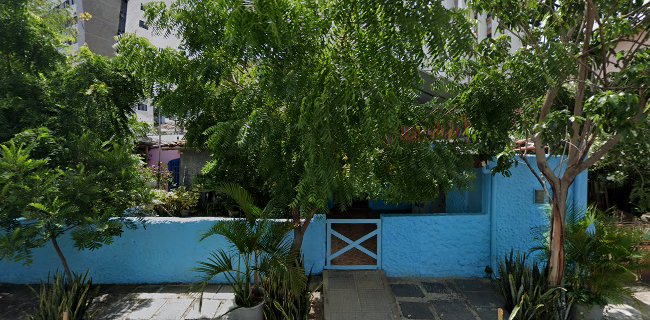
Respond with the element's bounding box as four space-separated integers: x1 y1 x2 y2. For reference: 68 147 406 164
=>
380 155 588 278
0 156 588 283
381 213 490 277
491 156 588 268
0 216 326 284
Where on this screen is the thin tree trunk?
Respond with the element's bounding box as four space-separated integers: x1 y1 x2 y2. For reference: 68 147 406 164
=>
51 237 73 284
547 187 568 286
291 208 314 255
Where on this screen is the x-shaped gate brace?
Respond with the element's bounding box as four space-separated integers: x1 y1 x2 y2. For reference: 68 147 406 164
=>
326 219 381 270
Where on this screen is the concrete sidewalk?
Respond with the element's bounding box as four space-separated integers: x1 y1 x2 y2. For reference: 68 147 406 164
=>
323 270 400 320
0 284 235 320
389 278 502 320
389 278 650 320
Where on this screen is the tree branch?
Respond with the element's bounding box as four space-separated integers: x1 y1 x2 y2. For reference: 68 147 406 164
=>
578 133 622 171
569 0 596 168
520 153 552 201
532 134 560 186
539 87 560 123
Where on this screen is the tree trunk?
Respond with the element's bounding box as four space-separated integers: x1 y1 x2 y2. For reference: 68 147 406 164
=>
290 208 314 255
547 187 568 286
51 237 73 284
292 225 305 254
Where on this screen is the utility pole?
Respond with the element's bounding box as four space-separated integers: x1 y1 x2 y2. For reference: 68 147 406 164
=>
157 104 162 189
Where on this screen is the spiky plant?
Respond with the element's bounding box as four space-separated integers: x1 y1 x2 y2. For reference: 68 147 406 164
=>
496 251 570 320
263 256 319 320
30 271 96 320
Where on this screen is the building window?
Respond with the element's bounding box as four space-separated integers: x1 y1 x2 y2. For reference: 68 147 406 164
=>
137 103 148 111
117 0 128 35
139 20 148 30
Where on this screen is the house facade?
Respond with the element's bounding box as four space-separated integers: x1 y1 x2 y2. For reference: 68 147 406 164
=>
324 156 587 277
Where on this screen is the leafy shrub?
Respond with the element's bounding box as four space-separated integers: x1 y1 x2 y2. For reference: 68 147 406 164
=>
152 187 199 216
496 251 570 320
144 164 173 190
591 118 650 214
264 257 319 320
563 208 648 304
30 272 96 320
0 131 150 278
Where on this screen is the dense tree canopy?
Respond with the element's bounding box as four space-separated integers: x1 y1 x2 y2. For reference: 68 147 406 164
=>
116 0 480 247
0 0 150 281
439 0 649 285
591 117 650 214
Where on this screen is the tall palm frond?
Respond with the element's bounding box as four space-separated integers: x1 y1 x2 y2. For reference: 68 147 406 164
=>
200 219 253 253
194 250 237 283
218 183 262 220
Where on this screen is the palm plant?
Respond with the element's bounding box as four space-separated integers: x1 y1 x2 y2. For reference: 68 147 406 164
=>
563 207 648 305
531 206 648 310
194 184 305 309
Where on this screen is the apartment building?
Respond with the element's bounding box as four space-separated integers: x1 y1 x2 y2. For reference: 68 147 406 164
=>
61 0 180 127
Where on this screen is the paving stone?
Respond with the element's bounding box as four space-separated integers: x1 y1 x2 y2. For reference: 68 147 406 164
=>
605 303 644 320
151 298 194 320
93 297 142 319
199 292 235 301
0 301 33 320
454 279 494 292
158 285 193 294
326 271 399 320
327 289 361 311
0 285 33 300
422 281 453 294
431 300 476 320
97 284 139 296
129 292 187 300
131 285 165 294
359 311 395 320
464 291 504 308
359 289 392 311
475 307 499 320
390 284 424 298
328 272 355 280
330 276 356 290
123 299 166 319
0 298 15 315
182 299 220 319
215 299 235 317
329 312 361 320
89 292 128 318
355 272 385 290
214 285 234 293
399 302 434 319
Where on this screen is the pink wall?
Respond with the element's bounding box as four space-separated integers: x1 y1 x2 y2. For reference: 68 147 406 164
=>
147 147 181 168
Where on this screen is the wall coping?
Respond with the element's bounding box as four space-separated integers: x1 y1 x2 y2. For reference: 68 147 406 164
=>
136 214 326 224
380 212 486 218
